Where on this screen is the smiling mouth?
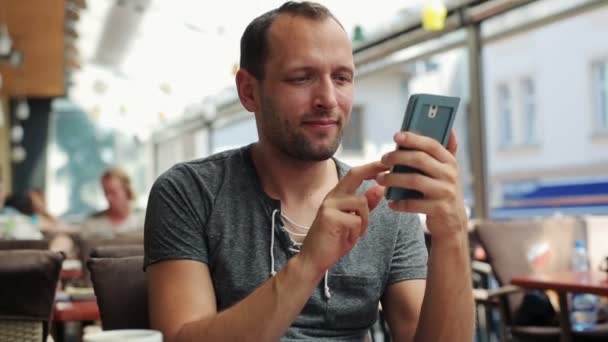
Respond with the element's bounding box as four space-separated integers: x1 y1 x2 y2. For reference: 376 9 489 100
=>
302 119 339 126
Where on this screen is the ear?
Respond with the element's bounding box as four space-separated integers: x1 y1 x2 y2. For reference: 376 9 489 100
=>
236 68 260 113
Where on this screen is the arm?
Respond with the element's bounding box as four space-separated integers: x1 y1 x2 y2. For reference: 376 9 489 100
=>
414 234 473 341
381 279 425 341
147 256 322 342
378 130 475 341
147 162 389 342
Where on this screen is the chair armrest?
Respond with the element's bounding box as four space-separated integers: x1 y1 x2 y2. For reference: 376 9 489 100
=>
473 285 522 302
471 260 492 274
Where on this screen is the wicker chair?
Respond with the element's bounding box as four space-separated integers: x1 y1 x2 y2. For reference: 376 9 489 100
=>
0 239 49 250
0 250 64 342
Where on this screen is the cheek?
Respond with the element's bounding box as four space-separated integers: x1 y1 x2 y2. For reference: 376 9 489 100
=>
337 89 354 113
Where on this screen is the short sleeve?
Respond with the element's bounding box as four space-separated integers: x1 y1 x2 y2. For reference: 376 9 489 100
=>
387 213 428 284
143 165 212 270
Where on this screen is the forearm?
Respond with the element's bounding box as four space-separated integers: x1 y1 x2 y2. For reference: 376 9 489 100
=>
414 232 475 342
175 255 323 342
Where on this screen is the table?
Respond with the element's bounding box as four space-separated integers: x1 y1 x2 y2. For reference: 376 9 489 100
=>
53 300 100 322
60 268 83 280
511 271 608 342
53 299 100 342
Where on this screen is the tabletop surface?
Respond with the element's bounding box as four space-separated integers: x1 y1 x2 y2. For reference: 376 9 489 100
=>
53 299 100 322
511 271 608 295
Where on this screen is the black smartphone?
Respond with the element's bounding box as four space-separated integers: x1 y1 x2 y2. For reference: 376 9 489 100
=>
385 93 460 201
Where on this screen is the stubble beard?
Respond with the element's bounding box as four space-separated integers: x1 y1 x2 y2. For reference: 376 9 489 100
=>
260 96 343 162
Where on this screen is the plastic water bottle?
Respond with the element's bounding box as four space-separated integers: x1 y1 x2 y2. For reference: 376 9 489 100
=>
570 240 597 331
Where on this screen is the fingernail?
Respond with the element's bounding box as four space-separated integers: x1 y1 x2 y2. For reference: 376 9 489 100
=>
380 153 388 164
394 132 406 142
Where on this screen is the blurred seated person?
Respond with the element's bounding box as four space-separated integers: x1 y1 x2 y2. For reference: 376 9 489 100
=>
9 189 77 235
26 189 78 254
0 168 42 240
80 167 144 239
30 189 77 233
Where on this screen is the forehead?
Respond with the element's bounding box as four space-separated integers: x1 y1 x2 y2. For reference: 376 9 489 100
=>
266 14 353 70
102 177 122 189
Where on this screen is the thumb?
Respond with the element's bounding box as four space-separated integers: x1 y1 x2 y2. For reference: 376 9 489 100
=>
364 185 385 211
447 129 458 155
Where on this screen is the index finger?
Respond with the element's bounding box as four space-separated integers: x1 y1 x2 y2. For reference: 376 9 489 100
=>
333 161 389 195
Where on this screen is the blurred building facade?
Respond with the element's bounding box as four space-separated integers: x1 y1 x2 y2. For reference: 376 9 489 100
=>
151 0 608 219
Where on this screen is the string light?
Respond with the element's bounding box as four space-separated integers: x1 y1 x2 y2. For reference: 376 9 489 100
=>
422 1 448 32
16 98 30 121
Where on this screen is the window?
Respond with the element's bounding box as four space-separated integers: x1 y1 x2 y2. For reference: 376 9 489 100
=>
521 78 537 144
593 61 608 131
497 84 513 146
341 106 364 154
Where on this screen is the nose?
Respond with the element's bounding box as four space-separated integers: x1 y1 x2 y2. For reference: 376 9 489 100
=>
313 76 338 111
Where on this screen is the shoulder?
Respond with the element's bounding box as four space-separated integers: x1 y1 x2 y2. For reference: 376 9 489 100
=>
153 146 248 192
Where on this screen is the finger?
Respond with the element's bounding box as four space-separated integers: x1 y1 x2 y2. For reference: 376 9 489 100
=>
394 132 454 164
333 161 389 195
364 185 385 211
377 171 447 199
381 149 445 179
447 129 458 155
388 198 435 214
332 210 364 245
333 196 369 235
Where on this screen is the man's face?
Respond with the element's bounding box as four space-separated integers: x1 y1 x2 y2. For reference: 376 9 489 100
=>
102 177 130 211
254 15 355 161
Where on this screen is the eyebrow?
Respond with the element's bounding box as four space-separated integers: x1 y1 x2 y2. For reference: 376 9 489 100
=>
282 65 354 75
333 66 354 76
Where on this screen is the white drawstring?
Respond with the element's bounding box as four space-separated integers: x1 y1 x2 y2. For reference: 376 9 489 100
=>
324 270 331 299
270 209 278 276
269 209 331 299
281 212 310 231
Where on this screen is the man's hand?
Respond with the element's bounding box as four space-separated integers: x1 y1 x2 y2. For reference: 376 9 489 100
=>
298 162 389 275
376 130 468 240
377 130 475 342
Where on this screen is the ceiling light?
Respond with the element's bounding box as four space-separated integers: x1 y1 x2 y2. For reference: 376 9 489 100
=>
0 24 12 56
16 98 30 121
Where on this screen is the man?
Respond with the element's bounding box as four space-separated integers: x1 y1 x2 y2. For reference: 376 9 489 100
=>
80 167 144 239
144 2 474 341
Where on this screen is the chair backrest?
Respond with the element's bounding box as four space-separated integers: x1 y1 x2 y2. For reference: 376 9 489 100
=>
474 216 586 313
0 239 49 250
90 244 144 258
0 250 64 342
583 215 608 272
75 236 143 285
87 256 149 330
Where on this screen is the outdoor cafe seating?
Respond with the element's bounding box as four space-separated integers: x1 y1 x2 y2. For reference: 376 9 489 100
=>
473 216 608 342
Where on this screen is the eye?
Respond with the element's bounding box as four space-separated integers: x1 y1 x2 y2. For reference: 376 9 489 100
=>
333 73 353 84
289 75 311 84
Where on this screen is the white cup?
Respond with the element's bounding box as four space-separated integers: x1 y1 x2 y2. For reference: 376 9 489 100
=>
83 329 162 342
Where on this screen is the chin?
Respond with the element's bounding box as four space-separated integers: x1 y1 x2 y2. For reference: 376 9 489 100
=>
289 142 339 161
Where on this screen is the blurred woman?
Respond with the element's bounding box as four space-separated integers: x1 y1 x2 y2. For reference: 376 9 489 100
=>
79 167 144 239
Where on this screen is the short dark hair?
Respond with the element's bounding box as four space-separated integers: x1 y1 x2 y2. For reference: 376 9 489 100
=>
239 1 342 80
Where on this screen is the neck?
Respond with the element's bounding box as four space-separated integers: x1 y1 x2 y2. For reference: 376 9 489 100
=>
251 142 339 206
106 205 130 222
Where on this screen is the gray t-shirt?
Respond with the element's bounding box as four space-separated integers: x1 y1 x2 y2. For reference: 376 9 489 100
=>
144 145 427 341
